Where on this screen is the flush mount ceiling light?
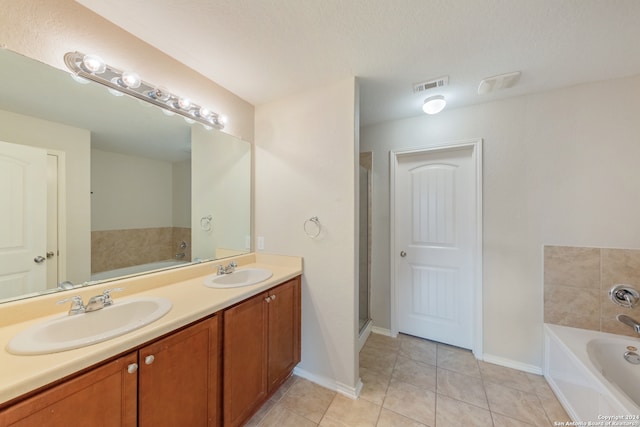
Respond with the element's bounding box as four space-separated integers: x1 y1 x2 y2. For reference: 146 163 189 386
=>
64 51 225 130
422 95 446 115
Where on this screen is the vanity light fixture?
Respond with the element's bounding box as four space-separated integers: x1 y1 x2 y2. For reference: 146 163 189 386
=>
64 51 225 130
422 95 446 115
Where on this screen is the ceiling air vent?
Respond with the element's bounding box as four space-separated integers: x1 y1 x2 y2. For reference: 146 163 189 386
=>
413 76 449 94
478 71 521 95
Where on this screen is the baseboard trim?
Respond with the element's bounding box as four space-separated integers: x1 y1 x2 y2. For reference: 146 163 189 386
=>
292 367 361 399
371 326 394 337
482 353 543 375
358 321 373 352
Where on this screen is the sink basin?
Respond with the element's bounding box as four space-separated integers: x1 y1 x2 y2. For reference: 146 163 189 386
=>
7 296 172 355
203 268 273 288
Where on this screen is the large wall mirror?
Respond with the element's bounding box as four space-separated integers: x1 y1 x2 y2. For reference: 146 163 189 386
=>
0 48 252 303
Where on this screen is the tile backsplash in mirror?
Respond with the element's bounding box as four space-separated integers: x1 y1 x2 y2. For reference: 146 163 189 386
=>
91 227 191 274
544 245 640 337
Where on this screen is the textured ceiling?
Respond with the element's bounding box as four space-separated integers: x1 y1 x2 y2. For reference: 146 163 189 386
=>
76 0 640 126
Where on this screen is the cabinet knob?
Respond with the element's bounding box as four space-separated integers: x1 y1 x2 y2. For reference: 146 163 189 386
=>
265 296 272 302
271 294 276 301
127 363 138 374
145 355 155 365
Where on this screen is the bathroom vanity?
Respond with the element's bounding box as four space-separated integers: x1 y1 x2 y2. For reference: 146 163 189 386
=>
0 253 302 427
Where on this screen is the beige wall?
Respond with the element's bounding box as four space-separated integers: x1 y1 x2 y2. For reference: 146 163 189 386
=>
91 149 174 231
191 126 251 261
255 77 359 393
172 160 192 228
0 109 91 285
0 0 254 142
361 74 640 371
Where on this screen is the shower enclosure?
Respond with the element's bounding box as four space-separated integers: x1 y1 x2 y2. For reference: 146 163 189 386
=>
359 153 372 334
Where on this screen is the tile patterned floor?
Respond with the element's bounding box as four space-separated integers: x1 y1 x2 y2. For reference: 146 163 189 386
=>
246 333 570 426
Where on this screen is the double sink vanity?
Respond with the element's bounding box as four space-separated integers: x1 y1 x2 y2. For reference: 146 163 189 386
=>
0 253 302 427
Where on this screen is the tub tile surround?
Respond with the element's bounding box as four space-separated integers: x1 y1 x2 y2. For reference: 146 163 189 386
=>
247 333 568 427
91 226 192 273
544 245 640 337
0 252 302 404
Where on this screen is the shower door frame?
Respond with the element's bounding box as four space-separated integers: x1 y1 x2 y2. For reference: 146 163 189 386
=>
358 152 373 337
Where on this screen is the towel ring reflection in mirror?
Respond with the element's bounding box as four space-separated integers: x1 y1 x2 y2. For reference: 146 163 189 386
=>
304 216 321 238
200 215 213 232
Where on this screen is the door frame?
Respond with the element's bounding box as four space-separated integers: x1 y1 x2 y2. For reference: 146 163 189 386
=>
389 139 483 358
46 149 67 287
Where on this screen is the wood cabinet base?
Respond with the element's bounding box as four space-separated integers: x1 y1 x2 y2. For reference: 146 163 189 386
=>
223 277 301 427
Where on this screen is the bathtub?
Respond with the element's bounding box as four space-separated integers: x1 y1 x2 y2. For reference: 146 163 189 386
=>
544 324 640 425
91 260 190 281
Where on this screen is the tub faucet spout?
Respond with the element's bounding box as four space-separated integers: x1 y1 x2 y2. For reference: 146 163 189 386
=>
616 314 640 334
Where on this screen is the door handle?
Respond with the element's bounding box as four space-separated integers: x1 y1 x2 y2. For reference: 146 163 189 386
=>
46 251 55 258
400 251 407 257
34 256 46 264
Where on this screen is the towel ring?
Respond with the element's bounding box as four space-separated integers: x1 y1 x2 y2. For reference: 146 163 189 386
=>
304 216 321 238
200 215 212 232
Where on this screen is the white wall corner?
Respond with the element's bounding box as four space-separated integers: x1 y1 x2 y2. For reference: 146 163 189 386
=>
293 367 362 399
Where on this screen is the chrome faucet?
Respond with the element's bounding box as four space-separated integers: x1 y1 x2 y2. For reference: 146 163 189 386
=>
85 288 123 312
617 314 640 334
217 261 238 275
85 294 107 312
57 295 86 315
57 280 74 290
57 288 123 315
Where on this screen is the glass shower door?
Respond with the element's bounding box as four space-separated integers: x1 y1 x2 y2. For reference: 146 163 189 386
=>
359 160 371 334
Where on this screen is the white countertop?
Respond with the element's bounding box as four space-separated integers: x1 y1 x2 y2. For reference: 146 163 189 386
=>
0 253 302 405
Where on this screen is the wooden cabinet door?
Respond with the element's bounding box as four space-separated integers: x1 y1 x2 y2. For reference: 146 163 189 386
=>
223 292 268 427
0 352 138 427
267 277 301 392
139 315 220 427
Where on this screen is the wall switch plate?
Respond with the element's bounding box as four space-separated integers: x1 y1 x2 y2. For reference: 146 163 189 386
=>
257 236 265 250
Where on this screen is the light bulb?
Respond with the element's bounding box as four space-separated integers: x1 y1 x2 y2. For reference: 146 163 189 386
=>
81 54 106 74
108 78 124 96
120 71 141 89
176 97 191 110
422 95 446 115
148 87 171 102
70 73 90 84
108 88 124 97
198 107 212 119
218 115 228 125
183 116 196 124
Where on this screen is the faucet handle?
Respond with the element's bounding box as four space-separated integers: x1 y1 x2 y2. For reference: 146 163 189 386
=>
57 295 85 315
102 288 124 306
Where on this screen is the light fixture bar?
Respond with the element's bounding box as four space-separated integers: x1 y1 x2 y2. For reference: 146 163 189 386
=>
64 51 225 130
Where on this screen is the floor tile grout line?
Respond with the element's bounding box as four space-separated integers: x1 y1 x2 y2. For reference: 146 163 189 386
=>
316 391 338 426
475 357 497 427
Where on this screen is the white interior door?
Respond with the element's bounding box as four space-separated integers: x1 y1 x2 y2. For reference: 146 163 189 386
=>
0 140 48 300
393 144 479 349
